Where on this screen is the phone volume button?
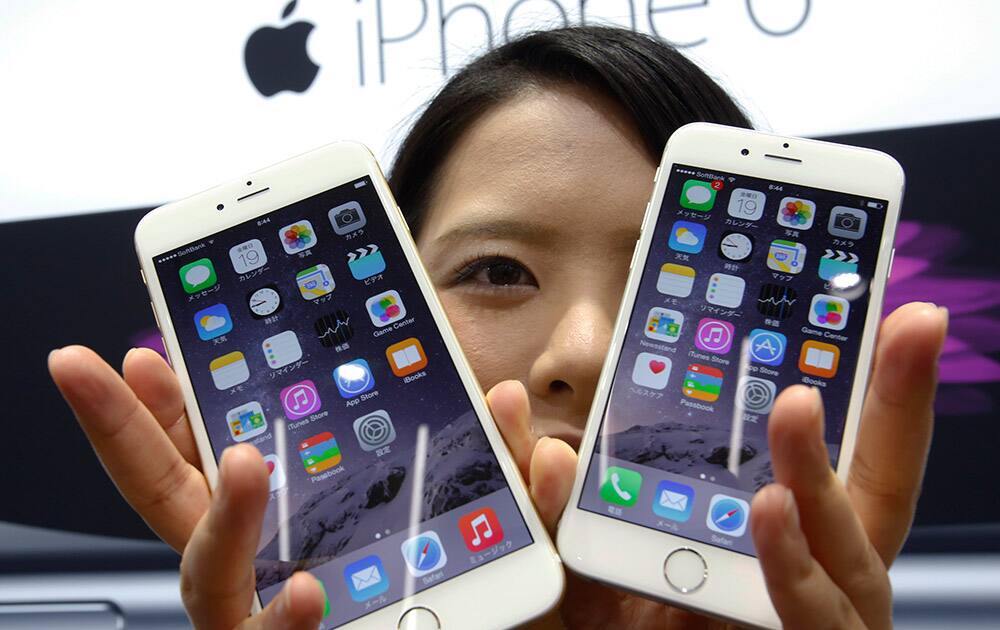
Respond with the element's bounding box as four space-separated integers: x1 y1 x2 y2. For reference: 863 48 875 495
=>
887 247 896 279
139 268 147 286
629 240 640 271
149 302 163 332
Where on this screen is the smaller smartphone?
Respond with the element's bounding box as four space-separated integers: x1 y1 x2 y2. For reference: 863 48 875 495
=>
135 142 562 629
557 123 903 628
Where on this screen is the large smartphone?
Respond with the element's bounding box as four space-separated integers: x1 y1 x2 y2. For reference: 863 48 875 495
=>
557 123 903 628
135 142 563 629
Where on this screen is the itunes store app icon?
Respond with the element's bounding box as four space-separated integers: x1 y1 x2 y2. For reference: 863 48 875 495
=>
280 379 322 420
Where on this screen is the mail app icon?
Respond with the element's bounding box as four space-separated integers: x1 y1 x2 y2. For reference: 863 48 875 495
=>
652 479 695 522
344 554 390 602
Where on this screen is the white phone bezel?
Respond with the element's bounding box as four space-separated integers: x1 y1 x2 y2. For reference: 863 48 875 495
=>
556 123 904 629
135 141 563 629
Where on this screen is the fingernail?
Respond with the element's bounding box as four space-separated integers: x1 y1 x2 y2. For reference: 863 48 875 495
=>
924 301 937 309
48 348 63 362
279 574 295 617
938 305 949 321
782 487 801 532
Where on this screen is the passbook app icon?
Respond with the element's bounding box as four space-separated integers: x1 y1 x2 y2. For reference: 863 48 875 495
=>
343 555 389 602
459 507 505 553
652 479 695 522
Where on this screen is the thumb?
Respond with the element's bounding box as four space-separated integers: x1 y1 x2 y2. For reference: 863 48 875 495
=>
238 572 327 630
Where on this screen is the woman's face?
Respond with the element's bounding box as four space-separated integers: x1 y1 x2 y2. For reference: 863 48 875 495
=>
416 84 656 449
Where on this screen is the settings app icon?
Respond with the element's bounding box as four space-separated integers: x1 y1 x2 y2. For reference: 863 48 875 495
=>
353 410 396 452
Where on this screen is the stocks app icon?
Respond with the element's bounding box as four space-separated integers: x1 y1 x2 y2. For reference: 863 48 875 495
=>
315 310 353 347
757 284 798 319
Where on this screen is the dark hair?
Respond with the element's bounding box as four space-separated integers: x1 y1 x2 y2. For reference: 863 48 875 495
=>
389 26 752 236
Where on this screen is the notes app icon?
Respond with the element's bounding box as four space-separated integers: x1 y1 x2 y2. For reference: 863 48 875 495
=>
459 507 504 553
657 263 696 297
210 352 250 390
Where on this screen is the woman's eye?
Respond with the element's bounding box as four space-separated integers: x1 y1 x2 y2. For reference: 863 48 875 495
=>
455 257 538 289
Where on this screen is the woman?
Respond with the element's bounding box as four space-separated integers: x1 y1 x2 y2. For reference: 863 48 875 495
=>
49 26 947 629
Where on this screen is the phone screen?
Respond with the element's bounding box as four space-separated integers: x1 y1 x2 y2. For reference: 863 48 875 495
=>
152 176 533 627
578 164 888 557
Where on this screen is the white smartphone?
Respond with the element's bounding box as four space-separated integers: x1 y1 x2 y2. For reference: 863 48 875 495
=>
557 123 903 628
135 142 563 629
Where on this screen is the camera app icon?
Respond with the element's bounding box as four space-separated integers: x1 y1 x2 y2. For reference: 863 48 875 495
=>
828 206 868 239
329 201 367 235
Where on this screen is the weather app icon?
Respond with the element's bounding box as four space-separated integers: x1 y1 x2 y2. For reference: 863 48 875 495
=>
194 303 233 340
668 220 707 254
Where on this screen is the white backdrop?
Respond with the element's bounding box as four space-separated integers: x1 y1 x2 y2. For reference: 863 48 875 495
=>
2 0 999 222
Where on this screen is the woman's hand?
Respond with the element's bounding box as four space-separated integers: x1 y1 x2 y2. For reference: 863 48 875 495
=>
488 301 948 629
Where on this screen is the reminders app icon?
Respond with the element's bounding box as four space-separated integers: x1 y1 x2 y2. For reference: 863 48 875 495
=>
653 480 695 522
343 555 389 602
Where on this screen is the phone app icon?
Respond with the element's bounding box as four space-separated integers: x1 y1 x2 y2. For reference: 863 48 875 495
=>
366 289 407 327
299 431 342 474
262 330 302 369
459 507 505 552
657 263 695 297
652 480 695 522
600 466 642 507
278 219 317 254
248 285 282 319
809 294 850 331
668 220 707 254
400 531 448 577
226 401 266 442
799 340 841 378
727 188 765 221
329 201 367 235
645 307 684 343
776 197 816 230
737 376 777 415
767 239 807 274
296 264 335 300
194 304 233 340
631 352 672 390
347 244 386 280
333 358 375 398
263 454 287 492
706 494 750 537
718 230 754 262
828 206 868 239
229 239 268 274
680 179 717 211
179 258 217 294
819 249 859 282
353 410 396 451
344 555 389 602
315 310 353 347
694 318 735 354
757 283 798 319
747 328 786 366
683 364 724 402
386 337 427 376
705 273 745 308
280 379 322 420
209 352 249 390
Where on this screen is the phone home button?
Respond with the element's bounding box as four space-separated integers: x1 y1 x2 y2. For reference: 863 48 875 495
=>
398 606 441 630
663 547 707 594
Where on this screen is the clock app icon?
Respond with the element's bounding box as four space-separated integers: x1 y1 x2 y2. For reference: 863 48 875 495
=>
718 230 754 262
248 285 282 319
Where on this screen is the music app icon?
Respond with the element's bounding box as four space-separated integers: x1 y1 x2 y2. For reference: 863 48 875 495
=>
458 507 505 553
694 318 735 354
280 379 322 420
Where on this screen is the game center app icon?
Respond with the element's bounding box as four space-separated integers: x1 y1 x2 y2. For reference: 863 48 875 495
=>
280 379 322 420
679 179 717 211
706 494 750 537
343 555 389 602
776 197 815 230
299 431 342 474
333 359 375 398
278 219 317 254
366 289 406 327
632 352 672 390
683 364 724 402
194 303 233 340
400 532 448 577
809 294 850 330
459 507 505 552
179 258 216 293
668 220 707 254
226 401 266 442
694 318 734 354
644 307 683 343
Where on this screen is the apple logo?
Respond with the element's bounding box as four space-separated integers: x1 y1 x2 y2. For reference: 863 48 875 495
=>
244 0 319 97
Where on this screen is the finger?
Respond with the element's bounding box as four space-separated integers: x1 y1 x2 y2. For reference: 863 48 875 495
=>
528 437 577 533
122 347 201 467
849 302 948 564
767 385 892 627
486 380 537 481
237 572 326 630
751 484 866 630
180 444 269 629
48 345 209 551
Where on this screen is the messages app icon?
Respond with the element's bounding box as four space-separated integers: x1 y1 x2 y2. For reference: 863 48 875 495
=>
179 258 217 294
343 555 389 602
653 479 695 522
